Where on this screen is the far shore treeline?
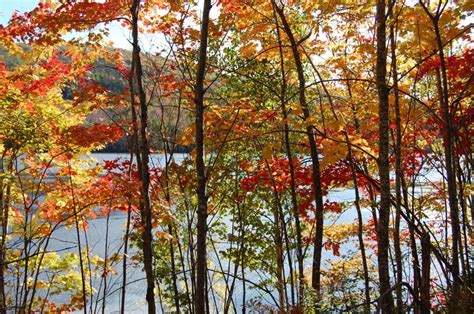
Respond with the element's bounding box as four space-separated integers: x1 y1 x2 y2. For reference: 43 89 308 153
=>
0 45 190 153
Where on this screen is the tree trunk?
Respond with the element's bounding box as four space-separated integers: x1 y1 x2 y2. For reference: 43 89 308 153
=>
420 232 431 314
418 1 462 305
375 0 395 312
274 3 326 300
272 3 305 306
129 0 156 312
343 68 371 314
389 6 404 312
194 0 212 313
349 157 371 314
0 169 10 314
261 154 287 312
433 21 461 307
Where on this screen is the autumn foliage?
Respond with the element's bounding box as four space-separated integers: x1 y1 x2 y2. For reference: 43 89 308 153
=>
0 0 473 313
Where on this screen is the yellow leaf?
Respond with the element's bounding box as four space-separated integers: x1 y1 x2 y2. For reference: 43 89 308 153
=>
262 144 273 160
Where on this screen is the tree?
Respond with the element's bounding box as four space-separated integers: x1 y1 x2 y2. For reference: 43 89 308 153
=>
375 0 395 312
194 0 212 313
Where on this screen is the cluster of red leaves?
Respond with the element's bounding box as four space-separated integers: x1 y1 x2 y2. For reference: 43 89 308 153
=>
417 49 473 158
321 159 355 188
323 240 341 257
40 158 164 226
0 63 13 95
418 49 473 87
401 150 423 177
234 108 279 134
115 64 130 79
159 73 182 97
454 105 474 156
39 298 77 313
365 217 378 252
417 56 441 79
67 123 125 149
240 157 315 217
240 158 311 191
429 279 447 311
23 55 72 95
240 157 354 219
217 0 257 19
91 159 142 216
98 158 164 215
423 107 472 158
445 49 474 80
1 52 76 97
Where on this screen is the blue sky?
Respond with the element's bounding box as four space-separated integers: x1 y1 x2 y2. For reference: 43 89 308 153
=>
0 0 38 25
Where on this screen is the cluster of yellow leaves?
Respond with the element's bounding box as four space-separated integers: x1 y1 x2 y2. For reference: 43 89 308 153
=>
323 222 359 243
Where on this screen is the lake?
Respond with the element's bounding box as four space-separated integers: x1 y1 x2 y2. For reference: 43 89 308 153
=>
47 153 376 313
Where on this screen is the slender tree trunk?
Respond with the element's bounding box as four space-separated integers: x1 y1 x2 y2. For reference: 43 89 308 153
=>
222 225 240 314
101 207 110 314
238 175 247 314
272 3 305 306
241 242 247 314
348 156 371 314
129 1 156 312
68 165 87 313
401 132 422 312
457 163 471 281
261 155 287 313
184 188 196 313
29 224 58 313
176 225 192 312
403 176 421 314
281 208 295 309
343 70 371 314
433 22 461 306
120 199 132 314
163 152 180 314
175 175 195 312
419 2 461 304
223 175 244 314
375 0 395 312
120 128 139 314
0 161 10 314
274 4 325 300
168 225 180 312
21 191 32 312
194 1 212 313
420 232 431 314
389 6 404 311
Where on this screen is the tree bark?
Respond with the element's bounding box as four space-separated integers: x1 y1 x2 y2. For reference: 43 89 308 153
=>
0 164 10 314
389 5 404 311
375 0 395 312
194 0 212 313
434 19 461 307
420 232 431 314
129 0 156 312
